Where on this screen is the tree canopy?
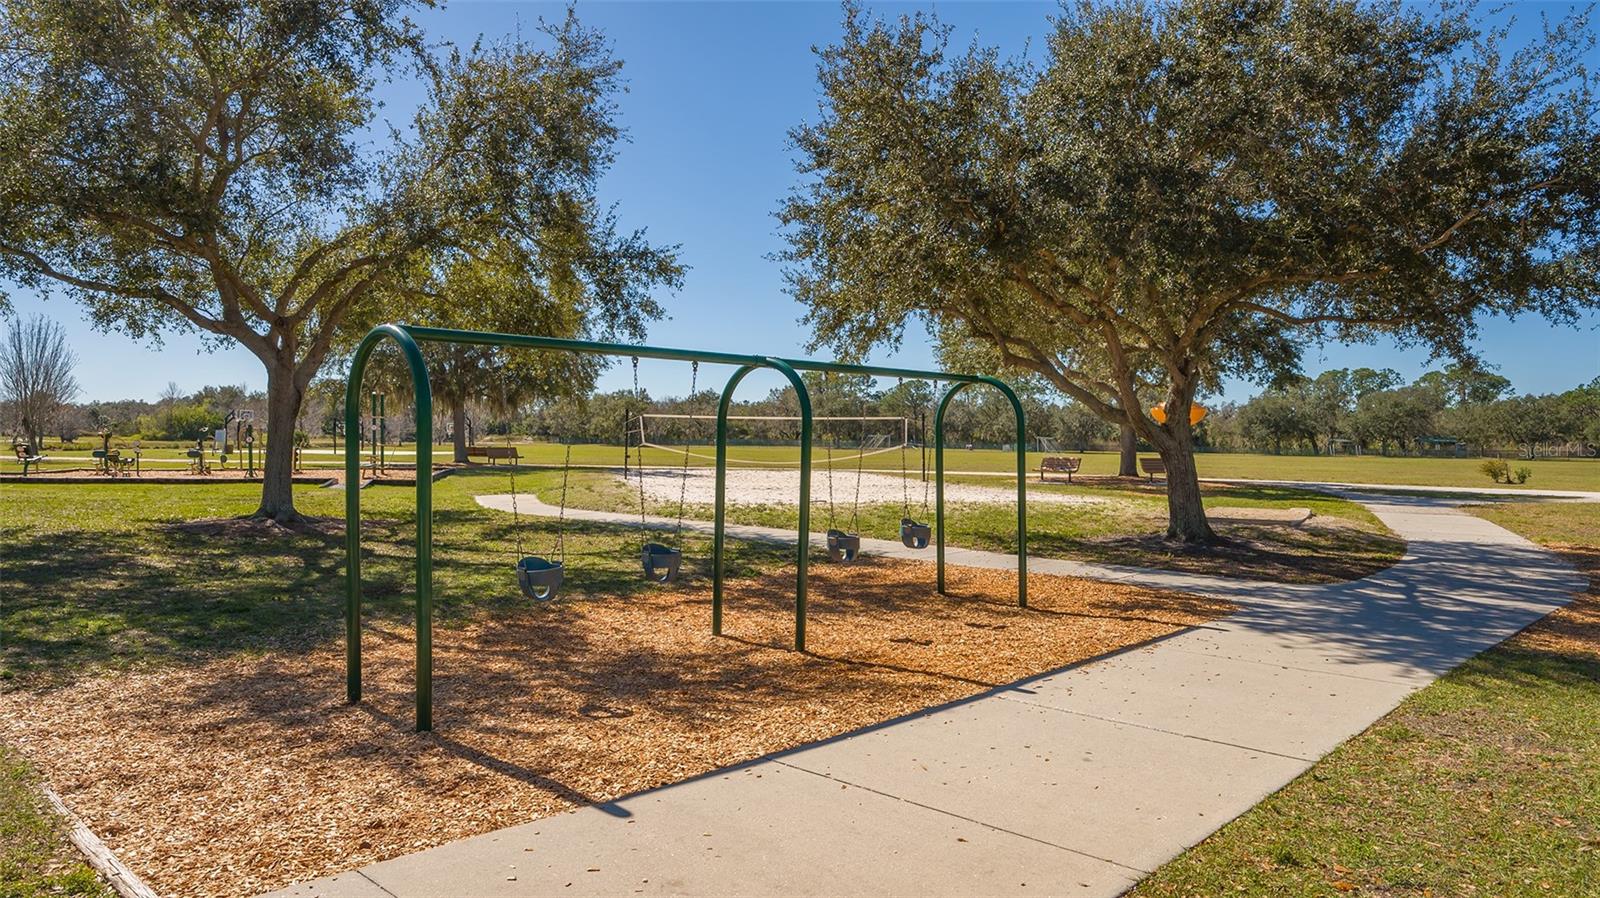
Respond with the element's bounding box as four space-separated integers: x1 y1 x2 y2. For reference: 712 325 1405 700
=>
0 0 679 519
780 0 1599 539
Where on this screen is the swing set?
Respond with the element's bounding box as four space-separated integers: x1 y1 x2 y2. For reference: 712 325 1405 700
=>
344 323 1028 731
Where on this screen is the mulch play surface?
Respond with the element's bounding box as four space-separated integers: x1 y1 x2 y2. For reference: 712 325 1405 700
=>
0 559 1232 897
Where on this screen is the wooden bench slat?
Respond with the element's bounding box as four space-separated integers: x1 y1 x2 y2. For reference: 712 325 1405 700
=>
1039 455 1081 482
465 445 521 463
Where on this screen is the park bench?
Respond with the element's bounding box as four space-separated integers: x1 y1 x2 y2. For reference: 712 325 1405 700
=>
12 443 44 475
465 445 521 466
1139 456 1167 482
1039 455 1081 483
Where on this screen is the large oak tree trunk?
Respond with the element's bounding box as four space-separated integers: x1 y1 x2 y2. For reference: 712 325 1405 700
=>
256 361 304 522
451 402 470 464
1150 417 1215 543
1118 424 1138 477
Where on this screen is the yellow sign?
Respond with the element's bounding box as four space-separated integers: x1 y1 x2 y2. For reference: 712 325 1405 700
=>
1150 403 1208 426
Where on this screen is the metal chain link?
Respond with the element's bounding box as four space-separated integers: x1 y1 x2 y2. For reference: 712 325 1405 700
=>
675 361 698 541
924 380 936 515
822 372 836 528
898 377 910 517
507 441 524 561
556 440 571 563
852 393 866 533
633 357 647 543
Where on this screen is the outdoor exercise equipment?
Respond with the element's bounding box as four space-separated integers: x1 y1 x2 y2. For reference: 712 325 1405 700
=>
898 378 933 549
344 323 1026 732
185 434 215 474
222 410 259 477
11 441 44 475
507 430 567 601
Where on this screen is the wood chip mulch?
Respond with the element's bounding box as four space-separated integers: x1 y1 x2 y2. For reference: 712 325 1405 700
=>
0 560 1231 898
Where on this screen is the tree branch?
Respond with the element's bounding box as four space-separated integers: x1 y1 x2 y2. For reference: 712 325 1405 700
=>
0 242 272 358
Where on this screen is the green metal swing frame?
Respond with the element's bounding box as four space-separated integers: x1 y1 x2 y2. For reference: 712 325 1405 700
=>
345 323 1028 731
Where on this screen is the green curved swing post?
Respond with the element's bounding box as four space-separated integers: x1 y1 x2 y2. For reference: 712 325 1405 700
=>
345 323 1027 732
932 379 1028 605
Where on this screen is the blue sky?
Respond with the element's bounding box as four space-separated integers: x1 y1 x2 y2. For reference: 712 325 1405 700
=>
9 0 1598 404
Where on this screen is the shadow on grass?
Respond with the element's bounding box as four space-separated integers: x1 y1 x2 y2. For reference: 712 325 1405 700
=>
1049 525 1406 583
0 503 795 688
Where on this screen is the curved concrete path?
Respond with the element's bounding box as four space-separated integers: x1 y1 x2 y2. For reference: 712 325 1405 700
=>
267 490 1586 898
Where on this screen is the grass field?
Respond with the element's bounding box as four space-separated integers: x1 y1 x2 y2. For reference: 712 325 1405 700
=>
531 468 1404 583
0 475 797 687
1132 501 1600 898
0 470 1399 690
5 442 1597 491
0 745 111 898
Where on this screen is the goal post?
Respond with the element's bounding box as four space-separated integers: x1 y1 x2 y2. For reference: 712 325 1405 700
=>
633 413 909 466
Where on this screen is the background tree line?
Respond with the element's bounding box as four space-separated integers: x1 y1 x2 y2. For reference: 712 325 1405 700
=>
1210 365 1599 459
18 359 1595 462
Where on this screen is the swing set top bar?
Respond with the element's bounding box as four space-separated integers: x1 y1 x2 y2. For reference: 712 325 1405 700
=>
399 324 1000 386
347 322 1027 732
643 414 906 421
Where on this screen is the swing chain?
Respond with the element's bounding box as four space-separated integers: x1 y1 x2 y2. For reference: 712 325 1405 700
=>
507 436 524 561
556 439 571 563
499 377 527 561
924 380 936 515
898 377 910 517
633 357 648 540
852 390 866 533
675 361 697 541
822 372 836 528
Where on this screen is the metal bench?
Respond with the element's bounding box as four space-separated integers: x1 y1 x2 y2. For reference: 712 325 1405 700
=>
1039 455 1081 483
1139 457 1167 482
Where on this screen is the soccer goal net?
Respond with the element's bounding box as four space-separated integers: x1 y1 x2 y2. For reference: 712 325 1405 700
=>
632 414 909 466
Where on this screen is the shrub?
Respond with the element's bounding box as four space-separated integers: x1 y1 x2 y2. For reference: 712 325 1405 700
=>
1513 466 1532 484
1480 458 1510 483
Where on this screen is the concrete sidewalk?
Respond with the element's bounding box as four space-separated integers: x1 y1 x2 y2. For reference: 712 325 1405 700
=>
266 495 1585 898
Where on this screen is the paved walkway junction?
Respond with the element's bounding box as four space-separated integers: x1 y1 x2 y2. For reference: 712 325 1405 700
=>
268 483 1589 897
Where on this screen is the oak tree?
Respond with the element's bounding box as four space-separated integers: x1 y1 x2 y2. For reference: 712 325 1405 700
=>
780 0 1599 539
0 1 676 520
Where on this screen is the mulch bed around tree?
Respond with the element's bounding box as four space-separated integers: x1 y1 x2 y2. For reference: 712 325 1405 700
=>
0 559 1231 897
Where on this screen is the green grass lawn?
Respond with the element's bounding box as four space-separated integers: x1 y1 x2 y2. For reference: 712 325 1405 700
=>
0 473 790 687
1131 501 1600 898
0 463 1407 688
0 745 111 898
6 442 1597 491
0 468 1399 687
536 468 1404 583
